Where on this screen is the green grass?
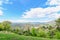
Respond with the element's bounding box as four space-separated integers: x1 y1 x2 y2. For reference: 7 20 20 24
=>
0 31 60 40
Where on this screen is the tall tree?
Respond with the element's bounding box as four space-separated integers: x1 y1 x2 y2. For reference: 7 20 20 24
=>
55 18 60 31
2 21 11 30
55 18 60 27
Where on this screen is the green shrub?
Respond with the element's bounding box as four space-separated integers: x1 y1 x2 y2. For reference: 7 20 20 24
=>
30 27 37 36
54 32 60 39
37 29 47 38
0 23 4 31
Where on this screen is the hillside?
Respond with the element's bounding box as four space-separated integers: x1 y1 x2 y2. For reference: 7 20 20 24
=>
0 31 59 40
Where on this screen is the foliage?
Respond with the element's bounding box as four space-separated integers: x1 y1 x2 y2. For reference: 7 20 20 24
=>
55 18 60 31
37 29 47 38
54 32 60 39
55 18 60 27
0 31 59 40
0 23 4 31
30 27 37 36
47 30 55 38
2 21 11 30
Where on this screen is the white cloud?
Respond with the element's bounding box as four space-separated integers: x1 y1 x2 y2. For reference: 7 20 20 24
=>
0 0 13 16
0 0 13 5
22 8 45 18
22 6 60 19
4 0 13 4
7 19 52 23
46 0 60 6
21 0 60 22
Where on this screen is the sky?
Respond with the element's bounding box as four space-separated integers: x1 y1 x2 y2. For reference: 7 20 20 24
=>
0 0 60 22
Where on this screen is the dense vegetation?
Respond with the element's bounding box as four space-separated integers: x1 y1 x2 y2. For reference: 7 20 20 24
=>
0 31 59 40
0 18 60 40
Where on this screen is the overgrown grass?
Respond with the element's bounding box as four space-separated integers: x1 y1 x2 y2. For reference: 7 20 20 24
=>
0 31 60 40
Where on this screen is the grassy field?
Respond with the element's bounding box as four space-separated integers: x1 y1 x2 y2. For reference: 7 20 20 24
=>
0 31 60 40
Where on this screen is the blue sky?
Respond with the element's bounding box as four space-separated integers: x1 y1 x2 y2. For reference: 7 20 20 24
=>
0 0 60 22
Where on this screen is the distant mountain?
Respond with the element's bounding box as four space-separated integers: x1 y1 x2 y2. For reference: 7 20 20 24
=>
11 21 56 28
11 22 46 27
47 21 56 25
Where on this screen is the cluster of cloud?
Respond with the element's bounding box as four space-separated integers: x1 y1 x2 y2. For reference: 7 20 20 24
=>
0 0 60 22
46 0 60 6
0 0 13 5
21 0 60 22
0 0 13 16
4 19 52 23
22 6 60 19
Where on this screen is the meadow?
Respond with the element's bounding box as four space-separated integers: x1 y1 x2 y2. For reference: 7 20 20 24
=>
0 31 59 40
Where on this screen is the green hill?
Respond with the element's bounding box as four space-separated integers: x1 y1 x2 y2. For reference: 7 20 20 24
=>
0 31 59 40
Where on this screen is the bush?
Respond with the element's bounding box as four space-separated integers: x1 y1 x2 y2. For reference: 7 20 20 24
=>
0 23 4 31
37 29 47 38
30 27 37 36
54 32 60 39
12 27 20 34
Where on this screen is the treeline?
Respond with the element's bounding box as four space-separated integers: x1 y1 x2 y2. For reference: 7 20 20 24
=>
0 18 60 39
